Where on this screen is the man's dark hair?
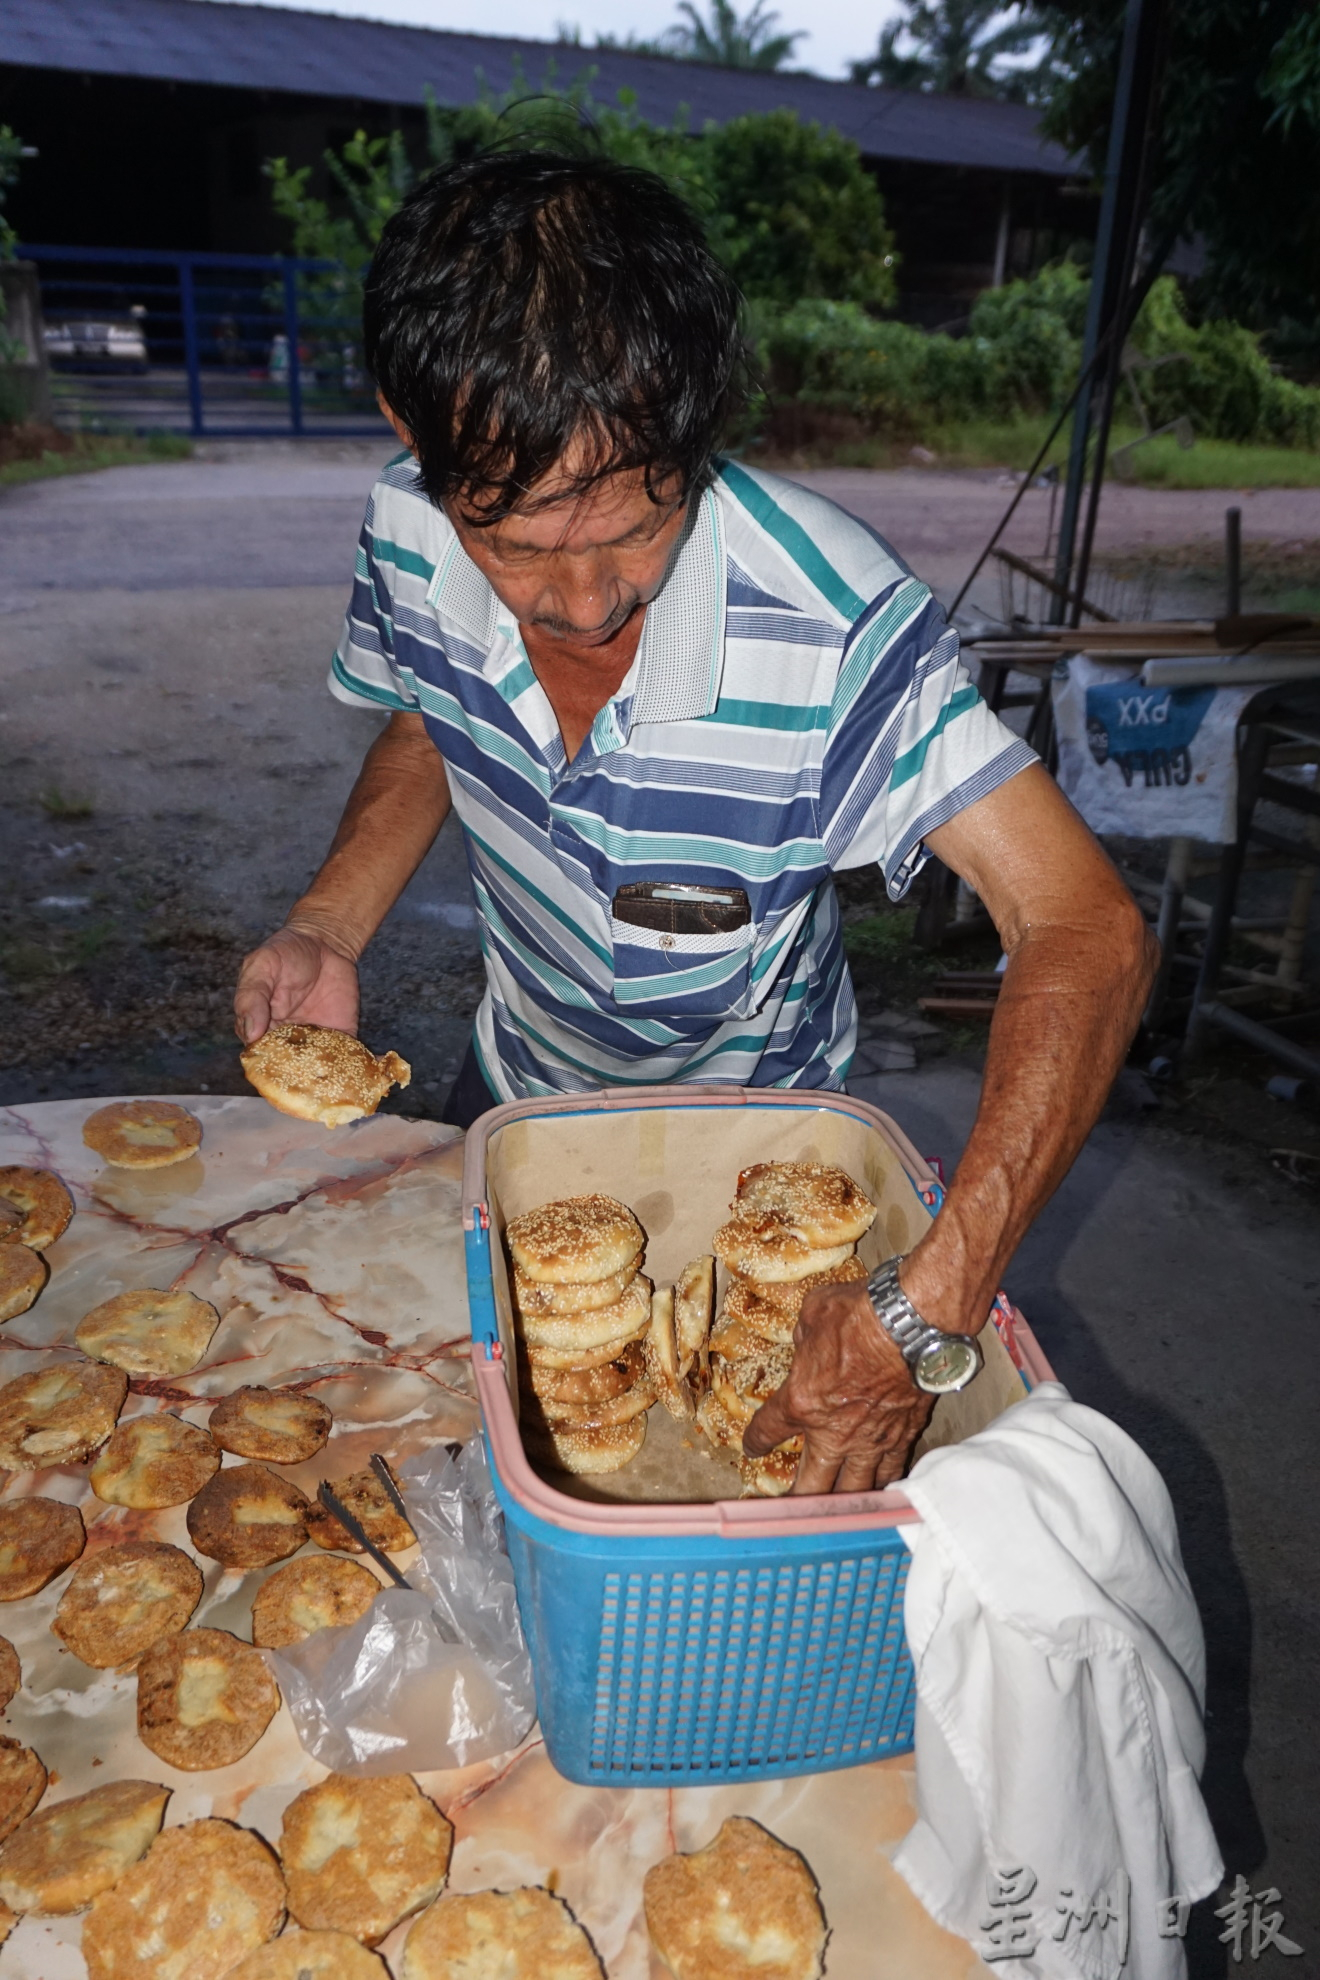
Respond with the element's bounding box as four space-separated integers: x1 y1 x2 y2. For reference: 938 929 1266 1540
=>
364 150 745 522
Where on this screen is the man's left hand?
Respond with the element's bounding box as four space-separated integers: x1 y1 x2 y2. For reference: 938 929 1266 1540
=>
742 1282 934 1495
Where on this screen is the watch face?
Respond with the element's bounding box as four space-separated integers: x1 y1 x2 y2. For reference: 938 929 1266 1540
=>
914 1335 981 1395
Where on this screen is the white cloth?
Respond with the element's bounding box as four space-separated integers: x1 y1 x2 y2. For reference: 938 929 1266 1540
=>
1052 654 1255 843
893 1383 1223 1980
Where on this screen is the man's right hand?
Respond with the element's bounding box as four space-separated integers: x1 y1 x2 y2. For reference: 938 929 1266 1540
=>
233 927 361 1045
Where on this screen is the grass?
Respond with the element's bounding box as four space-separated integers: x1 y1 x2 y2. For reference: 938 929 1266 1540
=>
0 430 192 490
751 412 1320 489
38 789 94 820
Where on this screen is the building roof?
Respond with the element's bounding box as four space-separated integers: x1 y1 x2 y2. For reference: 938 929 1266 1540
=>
3 0 1077 177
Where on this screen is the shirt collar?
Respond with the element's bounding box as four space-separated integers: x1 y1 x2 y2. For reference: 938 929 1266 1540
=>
425 485 727 731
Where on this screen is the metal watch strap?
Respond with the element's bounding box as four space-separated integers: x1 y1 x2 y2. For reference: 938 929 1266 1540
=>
865 1254 935 1371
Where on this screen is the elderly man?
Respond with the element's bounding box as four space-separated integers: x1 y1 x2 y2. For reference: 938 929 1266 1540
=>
234 152 1154 1494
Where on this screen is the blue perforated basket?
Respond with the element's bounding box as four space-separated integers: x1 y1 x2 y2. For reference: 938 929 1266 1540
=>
464 1086 1046 1788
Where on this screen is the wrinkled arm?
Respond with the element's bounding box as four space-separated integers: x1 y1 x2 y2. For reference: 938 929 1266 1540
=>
234 712 451 1042
744 763 1157 1492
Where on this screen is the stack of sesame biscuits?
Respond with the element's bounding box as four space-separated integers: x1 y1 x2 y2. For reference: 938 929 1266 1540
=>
707 1163 877 1496
507 1195 657 1475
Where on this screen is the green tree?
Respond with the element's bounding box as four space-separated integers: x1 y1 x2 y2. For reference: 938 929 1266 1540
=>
1036 0 1320 327
0 126 24 259
850 0 1053 100
564 0 804 68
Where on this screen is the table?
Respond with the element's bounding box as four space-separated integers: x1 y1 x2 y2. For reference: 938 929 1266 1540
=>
0 1098 986 1980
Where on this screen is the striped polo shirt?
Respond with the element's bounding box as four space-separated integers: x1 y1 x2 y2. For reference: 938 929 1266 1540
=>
330 454 1035 1101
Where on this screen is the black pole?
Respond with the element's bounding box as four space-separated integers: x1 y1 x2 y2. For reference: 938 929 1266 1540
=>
1226 506 1242 617
1052 0 1167 623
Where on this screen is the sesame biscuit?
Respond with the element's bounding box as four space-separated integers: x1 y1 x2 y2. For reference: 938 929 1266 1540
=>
241 1023 410 1128
251 1555 379 1650
0 1739 45 1843
722 1256 868 1335
82 1101 202 1171
0 1168 74 1252
522 1411 647 1475
82 1817 286 1980
0 1361 127 1470
209 1386 333 1464
401 1886 604 1980
643 1284 694 1422
506 1195 644 1285
712 1216 853 1285
643 1816 827 1980
136 1627 280 1771
226 1931 390 1979
186 1463 311 1569
0 1778 170 1914
0 1636 20 1713
694 1390 744 1454
305 1464 416 1556
75 1289 220 1379
734 1162 876 1249
523 1323 648 1372
739 1444 803 1498
516 1273 651 1353
0 1497 85 1599
52 1540 202 1669
513 1254 643 1316
523 1339 645 1406
531 1370 656 1430
89 1413 220 1509
675 1254 715 1372
0 1245 46 1325
280 1773 453 1946
709 1312 782 1365
710 1344 793 1428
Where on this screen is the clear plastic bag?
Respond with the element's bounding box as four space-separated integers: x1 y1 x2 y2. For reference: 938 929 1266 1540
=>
268 1437 536 1775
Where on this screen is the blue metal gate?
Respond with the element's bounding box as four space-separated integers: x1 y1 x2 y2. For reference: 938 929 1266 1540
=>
19 244 388 439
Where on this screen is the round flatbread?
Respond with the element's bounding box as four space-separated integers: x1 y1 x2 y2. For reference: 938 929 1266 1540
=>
512 1254 642 1317
522 1411 646 1476
305 1465 415 1556
226 1932 390 1979
643 1816 827 1980
523 1324 648 1372
721 1259 868 1343
739 1444 802 1498
0 1361 127 1471
694 1390 744 1454
241 1023 410 1128
0 1738 45 1844
0 1778 170 1914
0 1169 74 1252
712 1216 853 1285
209 1386 332 1464
251 1555 379 1650
89 1413 220 1509
0 1246 46 1326
186 1463 310 1569
82 1101 202 1171
136 1628 280 1772
506 1196 644 1286
0 1497 85 1599
401 1887 604 1980
709 1313 782 1366
82 1817 286 1980
75 1289 220 1379
516 1274 651 1353
530 1372 655 1431
734 1162 876 1248
523 1339 645 1406
0 1636 20 1713
52 1540 202 1669
710 1344 793 1428
281 1773 452 1946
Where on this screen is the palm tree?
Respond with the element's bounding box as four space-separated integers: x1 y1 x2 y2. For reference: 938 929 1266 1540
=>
850 0 1051 100
668 0 804 69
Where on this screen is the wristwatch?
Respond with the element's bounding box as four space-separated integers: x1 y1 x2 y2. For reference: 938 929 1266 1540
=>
865 1255 984 1395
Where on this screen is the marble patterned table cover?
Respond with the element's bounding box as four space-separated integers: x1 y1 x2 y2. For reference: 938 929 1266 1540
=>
0 1097 986 1980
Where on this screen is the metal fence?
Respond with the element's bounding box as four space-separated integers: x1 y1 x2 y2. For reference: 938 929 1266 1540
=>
19 244 389 439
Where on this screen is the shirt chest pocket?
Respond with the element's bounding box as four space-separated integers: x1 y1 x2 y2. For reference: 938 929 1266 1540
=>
609 915 757 1022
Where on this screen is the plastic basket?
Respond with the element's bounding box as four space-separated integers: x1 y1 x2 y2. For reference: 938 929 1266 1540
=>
464 1086 1053 1787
